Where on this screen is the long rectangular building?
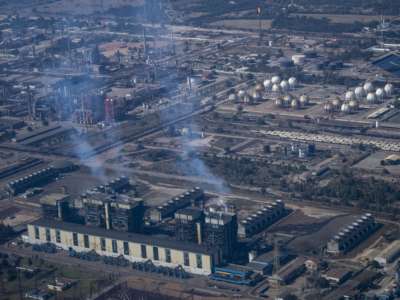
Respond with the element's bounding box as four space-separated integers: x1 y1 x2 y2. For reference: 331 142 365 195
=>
27 218 219 275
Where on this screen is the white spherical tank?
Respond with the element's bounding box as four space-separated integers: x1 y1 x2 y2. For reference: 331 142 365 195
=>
280 80 289 92
263 79 272 90
288 77 297 89
384 83 393 96
271 76 281 84
354 87 364 100
363 82 374 93
348 100 359 110
345 91 355 101
366 92 376 103
375 88 385 100
299 95 309 106
272 84 280 93
341 103 350 113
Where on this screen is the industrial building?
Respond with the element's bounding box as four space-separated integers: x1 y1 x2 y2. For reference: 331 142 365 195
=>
174 207 204 244
203 211 238 262
238 200 286 238
40 193 71 221
82 194 144 233
327 213 378 255
7 167 58 195
85 176 130 195
149 187 204 222
374 240 400 266
27 218 219 275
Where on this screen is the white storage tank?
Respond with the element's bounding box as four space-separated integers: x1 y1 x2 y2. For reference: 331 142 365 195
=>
375 88 385 100
263 79 272 90
271 76 281 84
363 82 374 93
288 77 297 89
280 80 289 92
354 87 364 100
345 91 355 101
366 92 376 103
384 83 394 96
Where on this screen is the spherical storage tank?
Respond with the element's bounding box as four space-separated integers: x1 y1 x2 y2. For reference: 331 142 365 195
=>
272 84 280 93
288 77 297 89
354 87 364 100
363 82 374 93
271 76 281 85
252 91 261 101
263 79 272 90
280 80 289 92
384 83 393 96
375 88 385 100
341 103 350 113
345 91 355 101
366 92 376 103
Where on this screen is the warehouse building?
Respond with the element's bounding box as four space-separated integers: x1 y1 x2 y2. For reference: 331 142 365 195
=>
238 200 286 238
7 167 58 195
374 240 400 266
40 193 71 221
27 218 219 275
327 213 378 255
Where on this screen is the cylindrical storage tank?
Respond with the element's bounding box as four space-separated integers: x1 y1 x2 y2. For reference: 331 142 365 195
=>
299 95 309 106
332 98 341 109
271 76 281 84
355 87 364 100
228 93 237 101
275 98 283 107
375 88 385 101
283 95 292 107
272 84 280 93
288 77 297 89
363 82 374 93
238 90 246 99
384 83 393 97
255 83 264 92
324 103 333 112
252 91 261 101
292 54 306 65
366 92 376 103
345 91 355 101
341 103 350 113
280 80 289 92
263 79 272 90
291 99 299 109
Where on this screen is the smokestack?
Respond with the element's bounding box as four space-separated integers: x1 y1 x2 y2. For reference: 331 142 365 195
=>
196 222 202 244
104 202 111 230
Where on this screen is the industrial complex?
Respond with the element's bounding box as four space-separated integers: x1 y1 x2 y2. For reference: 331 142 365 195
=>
1 0 400 299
